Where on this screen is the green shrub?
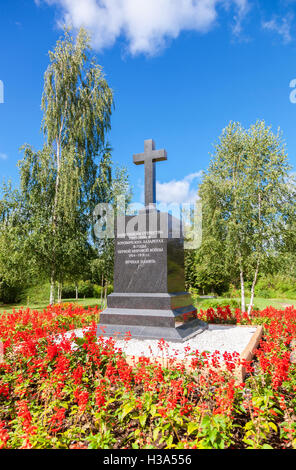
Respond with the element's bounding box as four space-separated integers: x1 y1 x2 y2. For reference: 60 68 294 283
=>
78 281 95 298
19 282 51 305
94 284 113 297
61 285 77 299
16 280 114 304
62 281 94 299
223 284 252 299
93 284 102 297
198 299 240 310
0 281 23 304
62 282 114 299
255 275 296 299
255 289 271 299
285 290 296 300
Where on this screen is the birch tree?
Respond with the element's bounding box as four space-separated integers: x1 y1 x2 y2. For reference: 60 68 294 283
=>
198 121 293 313
19 27 114 304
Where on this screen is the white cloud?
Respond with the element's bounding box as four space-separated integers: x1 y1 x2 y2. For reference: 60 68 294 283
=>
0 153 8 161
156 171 203 205
37 0 250 55
262 14 293 44
224 0 250 35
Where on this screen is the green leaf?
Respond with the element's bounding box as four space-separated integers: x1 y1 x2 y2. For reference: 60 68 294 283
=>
165 434 174 448
209 428 218 445
138 414 147 427
187 422 199 435
150 404 157 417
121 403 134 420
268 422 278 433
74 337 85 347
153 427 161 442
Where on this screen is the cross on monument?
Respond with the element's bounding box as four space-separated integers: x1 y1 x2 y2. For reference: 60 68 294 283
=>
133 139 167 207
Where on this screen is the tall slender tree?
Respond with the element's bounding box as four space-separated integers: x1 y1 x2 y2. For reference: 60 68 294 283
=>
198 121 294 313
18 27 117 304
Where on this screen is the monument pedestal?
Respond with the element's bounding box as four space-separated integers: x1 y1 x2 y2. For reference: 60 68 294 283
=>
97 211 207 343
99 292 207 342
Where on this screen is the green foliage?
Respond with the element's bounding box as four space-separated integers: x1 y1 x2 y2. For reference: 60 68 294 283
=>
185 249 230 295
62 282 91 299
0 183 34 303
18 281 114 304
224 283 250 298
90 243 115 286
0 281 22 304
254 274 296 299
19 282 52 305
15 27 130 305
197 120 295 313
62 281 113 299
192 414 233 449
198 298 240 310
88 430 117 449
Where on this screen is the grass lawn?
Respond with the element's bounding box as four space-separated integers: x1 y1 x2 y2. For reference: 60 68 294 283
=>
0 297 103 314
195 296 295 310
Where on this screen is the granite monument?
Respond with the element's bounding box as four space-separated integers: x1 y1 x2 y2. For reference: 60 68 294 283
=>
97 139 207 342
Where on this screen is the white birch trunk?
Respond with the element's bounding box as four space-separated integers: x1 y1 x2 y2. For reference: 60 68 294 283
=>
240 269 245 313
248 260 260 316
50 270 55 305
247 192 261 316
100 276 104 307
104 284 107 309
57 283 62 304
50 136 61 306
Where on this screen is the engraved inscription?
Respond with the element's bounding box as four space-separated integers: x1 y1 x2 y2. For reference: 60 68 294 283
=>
117 237 164 265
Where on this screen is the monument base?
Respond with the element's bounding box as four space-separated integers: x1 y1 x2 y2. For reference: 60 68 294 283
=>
97 293 208 342
97 318 208 342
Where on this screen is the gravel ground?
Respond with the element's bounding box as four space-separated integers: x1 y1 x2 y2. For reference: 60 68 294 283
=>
58 324 257 361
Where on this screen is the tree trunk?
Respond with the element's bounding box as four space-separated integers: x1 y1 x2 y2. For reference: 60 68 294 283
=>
100 275 104 307
50 139 61 307
104 284 107 309
50 269 55 305
247 191 261 316
248 259 260 316
75 283 78 300
57 283 62 304
240 269 245 313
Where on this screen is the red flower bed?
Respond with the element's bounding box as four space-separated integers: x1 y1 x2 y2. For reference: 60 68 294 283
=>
0 303 295 449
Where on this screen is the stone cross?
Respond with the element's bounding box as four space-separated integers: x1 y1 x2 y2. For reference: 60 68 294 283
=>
133 139 167 207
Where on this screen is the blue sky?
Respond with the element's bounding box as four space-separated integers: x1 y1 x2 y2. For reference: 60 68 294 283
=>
1 0 296 204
